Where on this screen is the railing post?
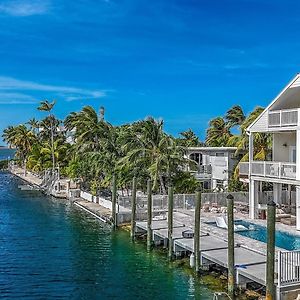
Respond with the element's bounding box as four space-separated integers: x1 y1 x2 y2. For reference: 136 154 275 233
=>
277 251 281 289
264 161 266 177
168 185 174 260
227 194 235 300
278 162 282 179
130 177 137 241
266 200 276 300
279 110 282 127
147 179 153 252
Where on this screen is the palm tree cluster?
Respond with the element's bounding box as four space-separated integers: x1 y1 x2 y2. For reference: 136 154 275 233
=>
3 100 69 173
205 105 272 190
3 102 269 194
3 103 201 195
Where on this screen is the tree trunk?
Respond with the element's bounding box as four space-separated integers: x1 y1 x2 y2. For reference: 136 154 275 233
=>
159 175 167 195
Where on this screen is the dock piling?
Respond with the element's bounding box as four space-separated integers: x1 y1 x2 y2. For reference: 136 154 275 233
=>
227 194 235 299
147 179 153 251
168 185 174 260
130 176 137 241
194 188 201 273
112 174 117 229
266 200 276 300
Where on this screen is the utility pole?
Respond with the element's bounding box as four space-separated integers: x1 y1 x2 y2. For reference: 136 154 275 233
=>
194 188 201 272
111 174 117 229
168 185 174 260
147 179 153 251
227 194 235 299
130 176 137 241
266 200 276 300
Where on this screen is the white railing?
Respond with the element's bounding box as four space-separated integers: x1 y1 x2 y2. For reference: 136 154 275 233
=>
239 161 296 180
239 162 249 175
278 250 300 287
268 109 298 127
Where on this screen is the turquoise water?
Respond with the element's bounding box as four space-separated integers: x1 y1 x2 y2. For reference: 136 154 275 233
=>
0 148 15 160
236 220 300 251
0 172 213 299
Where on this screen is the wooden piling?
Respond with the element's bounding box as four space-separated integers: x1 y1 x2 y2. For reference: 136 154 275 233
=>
111 174 117 229
147 179 153 251
130 177 137 241
194 189 201 272
227 194 235 299
266 200 276 300
168 185 174 260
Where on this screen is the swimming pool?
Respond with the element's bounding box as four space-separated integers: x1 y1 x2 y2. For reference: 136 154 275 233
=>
212 220 300 251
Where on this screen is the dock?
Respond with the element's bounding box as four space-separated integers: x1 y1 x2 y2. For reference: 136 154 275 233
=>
136 218 273 292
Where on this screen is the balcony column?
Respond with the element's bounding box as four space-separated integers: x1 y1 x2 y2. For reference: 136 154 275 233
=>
249 179 259 219
273 183 282 205
296 187 300 231
249 132 253 176
296 129 300 230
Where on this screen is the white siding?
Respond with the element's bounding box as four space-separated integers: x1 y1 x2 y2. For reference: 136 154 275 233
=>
273 132 296 162
290 76 300 88
250 110 268 132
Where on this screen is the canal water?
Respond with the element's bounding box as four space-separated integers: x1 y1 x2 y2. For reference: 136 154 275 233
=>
0 171 213 299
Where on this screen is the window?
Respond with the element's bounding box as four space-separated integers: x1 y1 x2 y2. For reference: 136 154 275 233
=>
215 152 224 157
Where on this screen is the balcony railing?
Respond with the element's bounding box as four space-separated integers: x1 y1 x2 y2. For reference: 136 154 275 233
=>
191 165 212 180
268 109 298 127
239 161 296 180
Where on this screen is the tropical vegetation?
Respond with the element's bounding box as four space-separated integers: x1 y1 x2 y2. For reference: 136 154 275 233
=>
2 102 269 194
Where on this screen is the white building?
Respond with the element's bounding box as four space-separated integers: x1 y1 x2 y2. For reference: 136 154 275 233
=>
239 74 300 229
187 147 239 190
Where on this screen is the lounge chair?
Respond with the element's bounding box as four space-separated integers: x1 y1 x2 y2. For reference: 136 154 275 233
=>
215 216 248 232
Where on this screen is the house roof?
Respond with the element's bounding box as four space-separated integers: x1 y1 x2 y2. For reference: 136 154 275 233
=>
187 147 237 152
247 73 300 132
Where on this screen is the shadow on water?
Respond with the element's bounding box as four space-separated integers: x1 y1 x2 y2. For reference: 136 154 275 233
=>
0 171 213 299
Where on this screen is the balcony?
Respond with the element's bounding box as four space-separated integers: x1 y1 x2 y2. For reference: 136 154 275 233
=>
191 165 212 180
268 109 298 128
239 161 296 180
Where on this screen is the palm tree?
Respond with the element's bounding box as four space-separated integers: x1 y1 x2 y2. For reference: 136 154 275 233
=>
65 106 111 153
120 117 188 194
2 125 37 169
225 105 245 128
205 117 231 146
177 129 202 147
38 100 56 171
27 118 39 134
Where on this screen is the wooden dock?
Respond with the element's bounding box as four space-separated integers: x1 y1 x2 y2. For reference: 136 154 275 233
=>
136 219 271 290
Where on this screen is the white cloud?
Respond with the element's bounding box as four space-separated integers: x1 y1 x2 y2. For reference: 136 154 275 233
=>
0 0 50 17
0 76 107 105
0 92 36 104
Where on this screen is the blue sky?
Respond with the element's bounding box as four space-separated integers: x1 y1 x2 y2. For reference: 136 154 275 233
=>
0 0 300 144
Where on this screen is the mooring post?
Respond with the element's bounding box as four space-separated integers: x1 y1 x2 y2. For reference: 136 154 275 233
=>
227 194 235 299
111 174 117 229
147 179 153 251
194 188 201 273
168 185 174 260
130 176 137 242
266 200 276 300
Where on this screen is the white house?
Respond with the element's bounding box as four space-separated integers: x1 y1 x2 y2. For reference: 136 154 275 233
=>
187 147 239 190
239 74 300 229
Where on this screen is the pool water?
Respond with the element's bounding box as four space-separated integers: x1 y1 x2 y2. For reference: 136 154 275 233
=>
235 220 300 251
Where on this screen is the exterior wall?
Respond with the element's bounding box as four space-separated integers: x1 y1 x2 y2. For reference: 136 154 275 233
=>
273 132 296 162
249 110 268 132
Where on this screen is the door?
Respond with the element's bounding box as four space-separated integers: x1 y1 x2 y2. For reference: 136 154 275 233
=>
289 146 296 163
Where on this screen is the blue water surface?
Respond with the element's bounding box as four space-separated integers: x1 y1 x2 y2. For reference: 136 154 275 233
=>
236 220 300 251
0 148 15 161
0 172 212 299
